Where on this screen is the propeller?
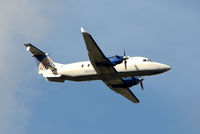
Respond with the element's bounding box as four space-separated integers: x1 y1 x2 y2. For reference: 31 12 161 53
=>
139 77 144 90
134 65 144 90
123 49 129 69
114 50 129 69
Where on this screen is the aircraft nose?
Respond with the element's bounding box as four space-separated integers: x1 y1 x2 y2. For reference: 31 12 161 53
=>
160 64 171 72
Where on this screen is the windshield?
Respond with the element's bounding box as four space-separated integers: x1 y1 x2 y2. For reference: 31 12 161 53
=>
143 58 152 62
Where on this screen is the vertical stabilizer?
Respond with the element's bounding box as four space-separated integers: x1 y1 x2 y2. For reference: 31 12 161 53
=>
24 43 57 73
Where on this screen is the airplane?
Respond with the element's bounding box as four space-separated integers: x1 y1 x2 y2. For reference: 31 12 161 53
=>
24 27 171 103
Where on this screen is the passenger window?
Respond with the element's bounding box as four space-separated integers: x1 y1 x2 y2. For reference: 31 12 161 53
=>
81 64 84 68
143 59 147 62
88 64 90 67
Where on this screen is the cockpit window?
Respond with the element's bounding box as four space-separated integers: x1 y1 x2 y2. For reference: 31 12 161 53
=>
143 59 152 62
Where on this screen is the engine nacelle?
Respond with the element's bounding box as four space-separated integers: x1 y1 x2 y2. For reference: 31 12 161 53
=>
123 77 140 87
95 55 126 67
108 55 124 65
111 77 140 88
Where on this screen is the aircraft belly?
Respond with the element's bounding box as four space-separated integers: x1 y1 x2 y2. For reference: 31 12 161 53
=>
62 74 99 81
60 68 98 81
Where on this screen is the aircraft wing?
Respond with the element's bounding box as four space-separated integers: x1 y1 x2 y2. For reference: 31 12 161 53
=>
81 27 139 103
103 79 139 103
81 27 116 75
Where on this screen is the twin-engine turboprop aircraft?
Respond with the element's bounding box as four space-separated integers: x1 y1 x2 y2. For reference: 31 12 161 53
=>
25 27 171 103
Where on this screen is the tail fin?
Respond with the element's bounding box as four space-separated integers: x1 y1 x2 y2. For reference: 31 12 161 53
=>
24 43 57 73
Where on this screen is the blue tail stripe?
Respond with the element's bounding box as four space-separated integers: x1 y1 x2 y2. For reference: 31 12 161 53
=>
34 55 47 62
33 55 47 66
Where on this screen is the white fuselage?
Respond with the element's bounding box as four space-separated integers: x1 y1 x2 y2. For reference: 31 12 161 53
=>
41 56 171 82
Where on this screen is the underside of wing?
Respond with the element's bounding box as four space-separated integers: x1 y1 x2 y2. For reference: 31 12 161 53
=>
81 28 108 63
104 79 139 103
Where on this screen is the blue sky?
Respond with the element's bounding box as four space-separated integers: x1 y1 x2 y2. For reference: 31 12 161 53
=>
0 0 200 134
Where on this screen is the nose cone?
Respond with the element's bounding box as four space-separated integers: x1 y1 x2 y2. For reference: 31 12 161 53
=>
160 64 171 72
148 62 171 75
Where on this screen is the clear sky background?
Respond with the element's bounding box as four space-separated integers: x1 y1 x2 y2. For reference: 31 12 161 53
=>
0 0 200 134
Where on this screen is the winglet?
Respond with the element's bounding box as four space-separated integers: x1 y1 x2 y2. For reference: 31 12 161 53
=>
81 27 86 33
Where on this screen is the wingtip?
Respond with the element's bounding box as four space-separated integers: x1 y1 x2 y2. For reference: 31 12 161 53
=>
24 43 32 51
81 27 86 33
24 43 31 47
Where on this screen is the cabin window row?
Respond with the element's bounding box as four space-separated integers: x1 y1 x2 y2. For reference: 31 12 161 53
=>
81 64 91 68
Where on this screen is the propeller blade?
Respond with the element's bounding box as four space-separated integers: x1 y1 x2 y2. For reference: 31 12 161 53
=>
140 81 144 90
139 77 144 90
123 49 128 69
124 60 127 69
124 49 126 57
